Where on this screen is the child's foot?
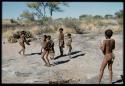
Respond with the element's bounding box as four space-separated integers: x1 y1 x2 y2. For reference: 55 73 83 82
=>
44 64 51 67
50 64 55 66
18 52 21 55
47 64 51 67
44 64 48 66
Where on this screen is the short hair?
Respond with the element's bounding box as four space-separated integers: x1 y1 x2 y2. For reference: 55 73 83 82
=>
47 35 51 40
105 29 113 38
43 35 47 38
67 33 71 37
21 31 25 35
59 28 63 31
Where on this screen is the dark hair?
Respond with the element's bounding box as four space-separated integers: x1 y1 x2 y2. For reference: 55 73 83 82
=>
67 33 71 37
59 28 63 31
47 35 51 40
20 31 25 35
43 35 47 41
105 29 113 38
43 35 47 38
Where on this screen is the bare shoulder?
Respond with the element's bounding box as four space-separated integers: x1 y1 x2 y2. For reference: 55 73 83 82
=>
103 39 107 43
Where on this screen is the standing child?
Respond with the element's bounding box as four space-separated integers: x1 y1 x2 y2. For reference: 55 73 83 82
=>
66 33 72 59
58 28 65 56
18 31 30 56
18 31 28 56
41 35 48 53
45 35 55 67
98 29 115 84
41 35 48 65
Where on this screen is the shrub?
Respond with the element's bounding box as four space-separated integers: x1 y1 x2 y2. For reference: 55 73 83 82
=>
8 36 17 43
7 30 33 43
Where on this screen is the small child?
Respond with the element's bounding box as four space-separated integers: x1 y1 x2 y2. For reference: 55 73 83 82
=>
41 35 48 53
41 35 48 65
66 33 72 59
58 28 65 56
98 29 115 84
18 31 26 56
18 31 28 56
45 35 55 67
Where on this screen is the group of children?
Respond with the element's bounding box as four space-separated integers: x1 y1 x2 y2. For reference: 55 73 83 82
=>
18 28 72 67
18 28 116 84
40 28 72 67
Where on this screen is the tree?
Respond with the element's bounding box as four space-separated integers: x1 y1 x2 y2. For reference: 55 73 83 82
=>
47 2 69 17
10 19 17 23
79 14 92 20
20 10 34 21
27 2 43 19
94 15 103 19
104 14 113 19
115 9 123 18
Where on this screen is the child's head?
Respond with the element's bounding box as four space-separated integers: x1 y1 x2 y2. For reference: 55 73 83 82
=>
105 29 113 39
47 35 51 40
43 35 47 39
43 35 47 41
67 33 71 38
20 31 25 36
59 28 63 32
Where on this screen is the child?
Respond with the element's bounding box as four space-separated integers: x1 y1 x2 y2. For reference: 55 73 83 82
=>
58 28 65 56
44 35 55 67
66 33 72 59
41 35 48 53
98 29 115 84
18 31 29 56
47 36 55 65
41 35 48 65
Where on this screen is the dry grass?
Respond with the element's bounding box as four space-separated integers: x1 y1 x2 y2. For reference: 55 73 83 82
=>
2 29 14 38
2 18 123 39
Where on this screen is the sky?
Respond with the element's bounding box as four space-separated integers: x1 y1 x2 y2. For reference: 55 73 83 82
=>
2 2 123 19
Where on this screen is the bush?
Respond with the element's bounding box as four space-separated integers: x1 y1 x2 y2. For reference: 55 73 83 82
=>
7 30 33 43
8 36 17 43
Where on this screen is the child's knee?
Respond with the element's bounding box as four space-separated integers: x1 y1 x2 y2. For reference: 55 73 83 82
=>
100 68 104 73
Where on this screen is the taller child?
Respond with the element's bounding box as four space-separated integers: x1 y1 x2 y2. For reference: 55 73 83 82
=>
58 28 65 56
98 29 115 84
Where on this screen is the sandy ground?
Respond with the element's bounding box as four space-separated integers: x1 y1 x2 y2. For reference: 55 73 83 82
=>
2 33 123 84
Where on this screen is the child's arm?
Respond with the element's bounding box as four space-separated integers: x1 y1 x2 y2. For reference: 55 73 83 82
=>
100 40 106 54
112 39 115 50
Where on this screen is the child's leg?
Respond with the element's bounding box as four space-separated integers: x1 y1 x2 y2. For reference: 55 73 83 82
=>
41 50 48 65
68 46 72 58
98 57 108 84
59 46 63 56
108 61 113 84
45 51 51 66
22 45 25 55
18 49 23 54
18 43 23 54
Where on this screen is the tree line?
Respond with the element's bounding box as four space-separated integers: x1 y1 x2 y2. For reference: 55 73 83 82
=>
79 9 123 20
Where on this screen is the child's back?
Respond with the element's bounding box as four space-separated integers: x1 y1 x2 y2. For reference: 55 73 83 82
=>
103 39 115 55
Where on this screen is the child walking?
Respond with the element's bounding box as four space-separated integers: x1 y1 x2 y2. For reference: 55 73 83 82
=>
66 33 72 59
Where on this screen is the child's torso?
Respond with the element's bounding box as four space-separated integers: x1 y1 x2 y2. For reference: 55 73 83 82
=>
104 39 115 55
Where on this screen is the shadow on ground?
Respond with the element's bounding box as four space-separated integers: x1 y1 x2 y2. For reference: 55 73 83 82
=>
25 52 41 56
54 53 85 66
54 59 70 65
71 53 85 59
112 75 123 84
54 51 81 60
